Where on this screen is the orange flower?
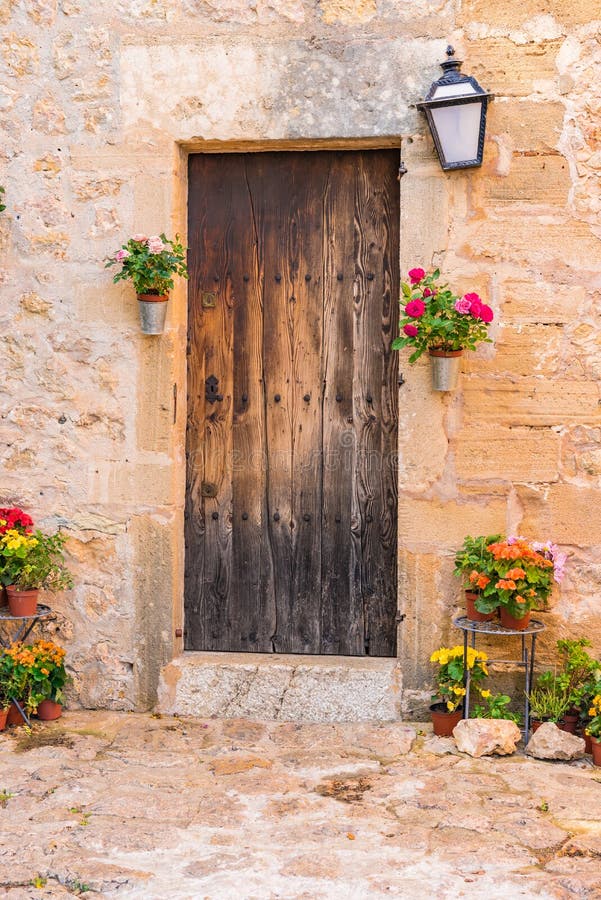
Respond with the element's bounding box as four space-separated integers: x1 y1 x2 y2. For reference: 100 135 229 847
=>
495 579 517 591
469 570 480 584
515 595 526 605
506 568 526 580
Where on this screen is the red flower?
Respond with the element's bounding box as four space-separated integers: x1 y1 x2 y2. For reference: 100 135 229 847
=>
403 323 418 337
0 507 34 534
479 304 494 323
408 268 425 284
463 293 481 304
423 287 433 297
469 299 483 318
405 299 426 318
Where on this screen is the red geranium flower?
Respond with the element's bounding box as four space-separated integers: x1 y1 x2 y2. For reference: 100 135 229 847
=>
403 323 418 337
479 304 494 323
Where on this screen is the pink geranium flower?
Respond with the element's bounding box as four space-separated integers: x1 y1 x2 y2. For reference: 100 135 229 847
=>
408 267 425 284
469 299 483 318
114 249 129 261
132 234 147 243
403 323 419 337
405 299 426 318
479 304 494 323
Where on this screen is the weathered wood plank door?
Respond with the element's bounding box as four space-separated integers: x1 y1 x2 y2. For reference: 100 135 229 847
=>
186 150 399 656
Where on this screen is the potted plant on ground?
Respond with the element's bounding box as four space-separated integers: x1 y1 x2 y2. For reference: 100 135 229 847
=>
472 690 521 725
2 642 41 725
454 534 502 622
552 639 600 734
30 640 68 720
528 676 570 733
105 233 188 335
429 645 489 736
1 528 72 617
585 694 601 767
392 267 494 391
484 536 564 630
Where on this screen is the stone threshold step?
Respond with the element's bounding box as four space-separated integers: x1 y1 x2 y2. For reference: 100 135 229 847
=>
158 651 402 723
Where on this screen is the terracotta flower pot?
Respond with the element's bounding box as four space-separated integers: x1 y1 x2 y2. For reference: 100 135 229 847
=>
500 607 531 631
591 736 601 768
0 708 8 731
6 586 39 617
430 703 463 737
428 349 463 392
137 293 169 335
585 732 593 755
531 718 565 734
561 713 579 735
36 699 62 721
0 585 7 608
465 591 496 623
7 701 26 727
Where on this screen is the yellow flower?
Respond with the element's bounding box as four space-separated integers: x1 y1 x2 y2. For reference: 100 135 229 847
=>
480 690 491 699
453 686 466 696
446 700 455 711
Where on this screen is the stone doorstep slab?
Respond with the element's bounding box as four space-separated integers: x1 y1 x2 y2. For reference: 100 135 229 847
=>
157 651 402 723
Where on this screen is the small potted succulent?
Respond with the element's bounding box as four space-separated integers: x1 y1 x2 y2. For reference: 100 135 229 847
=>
429 645 489 736
1 528 72 617
392 267 494 391
454 533 502 621
105 233 188 335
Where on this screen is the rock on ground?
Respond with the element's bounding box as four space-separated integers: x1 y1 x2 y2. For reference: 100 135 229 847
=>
453 718 522 757
526 721 586 760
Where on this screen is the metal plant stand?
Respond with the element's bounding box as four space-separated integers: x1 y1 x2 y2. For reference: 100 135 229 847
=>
453 616 546 738
0 604 53 726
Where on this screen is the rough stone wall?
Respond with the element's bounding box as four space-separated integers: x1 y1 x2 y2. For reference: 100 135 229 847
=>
0 0 599 713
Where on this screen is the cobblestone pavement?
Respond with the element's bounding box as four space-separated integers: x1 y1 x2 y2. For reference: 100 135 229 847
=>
1 712 600 899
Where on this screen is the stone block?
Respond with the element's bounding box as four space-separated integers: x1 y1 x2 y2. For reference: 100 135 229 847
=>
464 325 564 378
465 38 562 98
158 652 402 722
480 155 570 206
319 0 376 24
500 281 585 324
461 377 600 426
488 100 565 153
454 425 560 484
459 0 596 27
517 484 601 547
398 497 507 552
137 333 175 454
397 361 448 491
88 461 173 506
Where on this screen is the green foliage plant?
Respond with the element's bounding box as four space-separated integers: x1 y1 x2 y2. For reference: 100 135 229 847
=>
554 638 600 713
472 691 521 725
454 533 502 614
586 694 601 739
105 232 188 296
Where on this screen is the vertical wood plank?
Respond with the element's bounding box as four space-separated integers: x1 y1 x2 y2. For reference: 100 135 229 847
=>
321 151 364 655
185 154 235 651
352 151 399 656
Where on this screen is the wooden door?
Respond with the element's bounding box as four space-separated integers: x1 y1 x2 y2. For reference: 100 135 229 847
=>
186 150 399 656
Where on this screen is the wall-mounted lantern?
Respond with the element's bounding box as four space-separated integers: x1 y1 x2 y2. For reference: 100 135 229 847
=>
417 46 493 171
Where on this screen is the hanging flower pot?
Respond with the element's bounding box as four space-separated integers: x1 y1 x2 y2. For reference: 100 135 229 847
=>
137 294 169 335
6 586 39 617
429 349 463 391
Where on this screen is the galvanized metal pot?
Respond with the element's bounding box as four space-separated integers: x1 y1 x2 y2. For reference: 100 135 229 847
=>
137 294 169 335
429 348 463 391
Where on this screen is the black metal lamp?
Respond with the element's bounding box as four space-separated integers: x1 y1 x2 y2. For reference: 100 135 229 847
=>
417 46 494 171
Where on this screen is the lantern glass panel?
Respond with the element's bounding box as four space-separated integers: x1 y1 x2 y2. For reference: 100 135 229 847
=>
430 99 483 164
